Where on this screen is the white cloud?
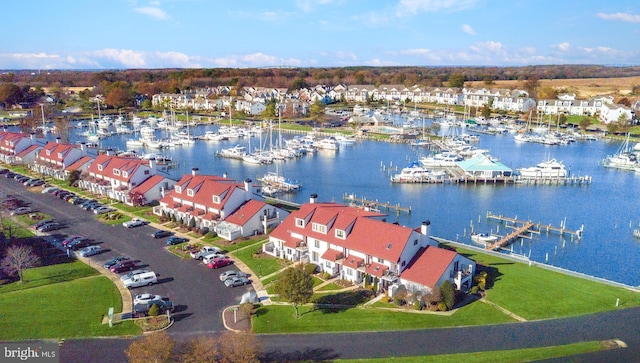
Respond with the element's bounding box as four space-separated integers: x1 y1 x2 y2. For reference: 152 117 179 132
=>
295 0 338 13
462 24 476 35
470 41 504 53
91 49 148 68
554 42 571 52
396 0 478 17
596 12 640 23
134 6 170 20
210 52 303 68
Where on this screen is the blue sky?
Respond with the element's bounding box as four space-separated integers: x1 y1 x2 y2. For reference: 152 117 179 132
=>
1 0 639 70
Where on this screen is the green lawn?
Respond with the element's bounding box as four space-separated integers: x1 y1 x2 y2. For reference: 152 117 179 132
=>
454 246 640 320
338 341 612 363
317 282 343 291
0 260 98 293
231 243 287 278
253 300 515 333
0 276 139 340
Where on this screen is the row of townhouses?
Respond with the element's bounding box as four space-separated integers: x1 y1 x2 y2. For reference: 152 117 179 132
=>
151 84 635 123
0 130 476 297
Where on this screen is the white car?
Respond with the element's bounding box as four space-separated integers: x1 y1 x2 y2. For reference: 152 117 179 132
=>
120 269 151 281
133 293 163 305
41 187 59 194
93 206 115 214
219 270 246 281
123 218 147 228
78 245 101 257
10 207 32 215
190 246 221 259
202 253 228 264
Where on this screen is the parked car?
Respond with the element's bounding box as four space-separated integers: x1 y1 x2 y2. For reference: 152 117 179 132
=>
69 197 86 205
122 218 147 228
190 246 221 259
202 253 228 265
151 229 173 238
132 298 173 317
78 245 102 257
166 236 188 245
122 271 157 288
103 256 130 269
10 207 32 215
41 186 59 194
81 201 101 211
93 206 115 214
5 172 16 178
62 235 84 248
133 293 162 305
224 276 251 287
219 270 246 281
207 258 233 269
67 238 91 251
33 219 54 230
110 260 136 273
120 269 150 281
38 222 63 232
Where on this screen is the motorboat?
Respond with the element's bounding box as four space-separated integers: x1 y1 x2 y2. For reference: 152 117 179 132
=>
517 159 568 179
603 134 638 170
471 232 498 244
419 151 462 168
391 163 432 183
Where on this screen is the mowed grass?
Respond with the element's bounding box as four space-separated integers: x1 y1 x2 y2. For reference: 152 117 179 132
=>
0 276 139 340
231 243 286 278
338 340 612 363
0 260 98 293
455 246 640 320
253 300 515 333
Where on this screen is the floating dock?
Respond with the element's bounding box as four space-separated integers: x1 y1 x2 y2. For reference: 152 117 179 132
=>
483 211 583 251
343 193 411 214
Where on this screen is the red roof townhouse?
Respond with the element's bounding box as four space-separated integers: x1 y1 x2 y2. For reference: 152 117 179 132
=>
0 131 47 165
263 194 475 294
154 169 289 239
31 139 96 180
78 153 174 206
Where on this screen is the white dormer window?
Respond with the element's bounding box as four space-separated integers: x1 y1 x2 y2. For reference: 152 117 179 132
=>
46 150 51 156
113 169 120 175
57 153 62 159
97 165 103 171
312 222 327 234
335 229 345 239
187 189 194 197
295 218 305 227
175 186 182 193
212 195 220 203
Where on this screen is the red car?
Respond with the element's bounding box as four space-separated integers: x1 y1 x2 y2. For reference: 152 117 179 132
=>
110 260 136 273
207 258 233 269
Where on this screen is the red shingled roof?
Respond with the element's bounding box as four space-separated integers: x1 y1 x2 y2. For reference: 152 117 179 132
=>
399 246 456 289
365 262 389 278
321 249 343 262
66 156 92 171
131 175 166 194
342 255 364 269
224 199 266 227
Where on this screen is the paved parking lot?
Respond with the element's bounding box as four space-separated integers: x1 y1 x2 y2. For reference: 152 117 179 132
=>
0 177 253 333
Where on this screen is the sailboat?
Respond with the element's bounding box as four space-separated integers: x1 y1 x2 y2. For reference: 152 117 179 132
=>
259 117 301 193
603 133 638 170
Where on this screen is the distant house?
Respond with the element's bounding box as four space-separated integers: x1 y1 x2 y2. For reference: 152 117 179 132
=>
600 103 634 124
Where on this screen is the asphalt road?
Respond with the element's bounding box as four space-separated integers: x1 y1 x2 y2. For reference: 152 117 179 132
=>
0 175 253 334
3 175 640 362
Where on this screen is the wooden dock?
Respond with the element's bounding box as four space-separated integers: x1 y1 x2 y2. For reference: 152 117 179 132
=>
486 211 583 239
485 222 534 251
343 193 411 214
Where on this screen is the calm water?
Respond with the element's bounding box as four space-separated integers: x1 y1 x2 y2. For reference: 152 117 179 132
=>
56 123 640 286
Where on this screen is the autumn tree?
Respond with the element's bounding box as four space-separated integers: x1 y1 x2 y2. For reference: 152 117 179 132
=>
480 105 491 118
1 245 41 282
105 83 133 109
522 75 540 98
125 331 175 363
309 99 325 121
0 83 22 109
218 331 262 363
578 117 592 131
273 264 314 318
616 97 631 107
448 73 465 88
537 86 558 100
179 335 219 363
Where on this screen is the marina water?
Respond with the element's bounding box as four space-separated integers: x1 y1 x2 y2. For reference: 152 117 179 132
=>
50 123 640 286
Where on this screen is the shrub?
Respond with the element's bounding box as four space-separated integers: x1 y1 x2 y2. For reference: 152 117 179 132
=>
441 280 456 310
148 304 160 317
200 227 210 235
239 302 255 316
437 301 448 311
303 263 317 275
321 272 331 280
413 299 422 310
470 286 479 295
205 231 217 239
380 295 391 304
